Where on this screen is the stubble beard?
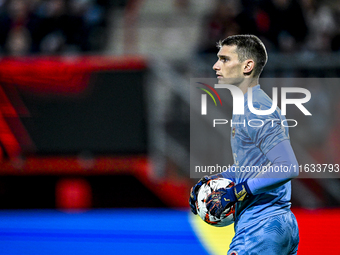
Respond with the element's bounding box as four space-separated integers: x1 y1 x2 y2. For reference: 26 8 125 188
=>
217 77 242 87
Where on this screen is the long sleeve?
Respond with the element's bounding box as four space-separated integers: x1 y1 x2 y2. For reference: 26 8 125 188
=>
247 139 299 195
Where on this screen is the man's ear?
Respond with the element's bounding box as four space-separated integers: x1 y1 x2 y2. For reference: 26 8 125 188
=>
243 60 255 75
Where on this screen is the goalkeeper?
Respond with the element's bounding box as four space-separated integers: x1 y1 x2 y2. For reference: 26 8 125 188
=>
189 35 299 255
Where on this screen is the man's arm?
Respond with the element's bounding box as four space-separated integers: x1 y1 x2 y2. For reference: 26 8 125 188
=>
247 139 299 195
220 165 236 181
206 140 298 217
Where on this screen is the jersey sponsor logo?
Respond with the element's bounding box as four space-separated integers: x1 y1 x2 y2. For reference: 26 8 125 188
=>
230 251 238 255
232 127 236 138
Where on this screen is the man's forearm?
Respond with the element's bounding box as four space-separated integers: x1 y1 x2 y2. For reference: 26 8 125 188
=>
247 140 299 195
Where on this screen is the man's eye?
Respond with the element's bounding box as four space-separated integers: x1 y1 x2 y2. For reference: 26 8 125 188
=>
220 58 227 62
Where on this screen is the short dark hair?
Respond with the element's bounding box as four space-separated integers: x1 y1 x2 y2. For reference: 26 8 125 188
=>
218 34 268 77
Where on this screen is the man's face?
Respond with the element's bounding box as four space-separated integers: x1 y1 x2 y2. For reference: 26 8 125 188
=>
213 45 245 85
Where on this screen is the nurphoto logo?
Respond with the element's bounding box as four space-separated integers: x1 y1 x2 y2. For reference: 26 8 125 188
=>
197 82 311 128
198 82 311 116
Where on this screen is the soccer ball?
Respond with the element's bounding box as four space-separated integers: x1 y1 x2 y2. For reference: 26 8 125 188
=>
196 178 235 227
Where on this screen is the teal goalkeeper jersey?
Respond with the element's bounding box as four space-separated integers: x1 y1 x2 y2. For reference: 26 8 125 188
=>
225 85 292 229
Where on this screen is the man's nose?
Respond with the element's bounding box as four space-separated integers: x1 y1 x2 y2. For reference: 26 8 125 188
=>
213 61 220 71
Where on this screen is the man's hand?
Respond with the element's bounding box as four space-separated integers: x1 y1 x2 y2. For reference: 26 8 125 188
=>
189 174 224 214
206 182 252 217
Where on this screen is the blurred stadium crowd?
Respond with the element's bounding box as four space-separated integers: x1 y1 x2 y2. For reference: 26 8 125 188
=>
198 0 340 54
0 0 115 55
1 0 340 56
